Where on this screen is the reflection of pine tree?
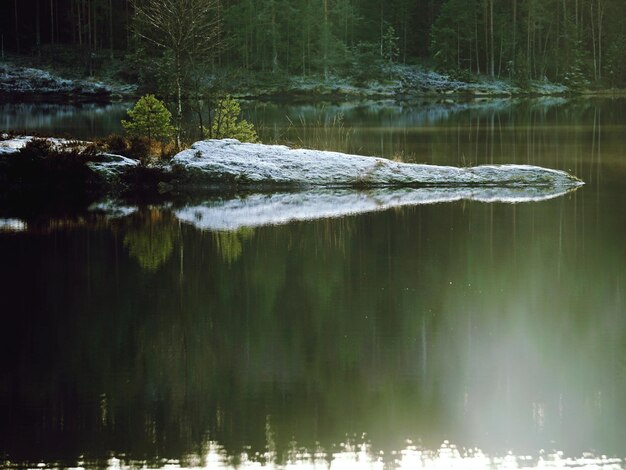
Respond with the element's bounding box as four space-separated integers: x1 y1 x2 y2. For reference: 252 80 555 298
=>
213 228 255 264
123 209 178 271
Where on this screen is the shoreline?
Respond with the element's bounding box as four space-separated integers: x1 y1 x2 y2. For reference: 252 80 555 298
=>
3 61 624 105
0 136 584 206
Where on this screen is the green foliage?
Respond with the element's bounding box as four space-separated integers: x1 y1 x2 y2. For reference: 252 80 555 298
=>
512 53 531 88
122 95 175 143
443 67 477 84
347 42 385 85
605 35 626 87
563 43 591 91
430 0 473 72
209 96 259 143
382 25 400 65
6 0 626 87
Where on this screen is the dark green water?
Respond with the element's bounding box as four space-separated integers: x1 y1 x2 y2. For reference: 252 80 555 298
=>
1 98 625 468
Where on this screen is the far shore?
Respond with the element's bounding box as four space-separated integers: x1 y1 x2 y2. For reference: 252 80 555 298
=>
3 61 624 105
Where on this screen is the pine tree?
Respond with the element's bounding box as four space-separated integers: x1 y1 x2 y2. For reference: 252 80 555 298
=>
122 94 175 143
209 96 259 143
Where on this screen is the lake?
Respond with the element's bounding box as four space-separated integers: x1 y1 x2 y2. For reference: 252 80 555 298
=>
1 98 625 469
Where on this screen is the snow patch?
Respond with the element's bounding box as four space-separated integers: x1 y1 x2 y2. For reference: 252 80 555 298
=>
0 64 111 99
86 153 139 178
0 136 138 179
172 139 584 189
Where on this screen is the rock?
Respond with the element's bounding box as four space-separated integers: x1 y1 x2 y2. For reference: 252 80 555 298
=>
0 136 138 183
1 136 583 195
172 139 584 190
86 153 139 180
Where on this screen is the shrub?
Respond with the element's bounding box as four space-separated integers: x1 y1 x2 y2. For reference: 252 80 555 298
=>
122 94 175 143
126 136 152 161
209 96 259 143
99 134 129 155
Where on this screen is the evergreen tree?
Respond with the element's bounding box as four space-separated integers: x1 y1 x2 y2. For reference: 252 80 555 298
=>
131 0 220 149
209 96 259 143
122 94 175 143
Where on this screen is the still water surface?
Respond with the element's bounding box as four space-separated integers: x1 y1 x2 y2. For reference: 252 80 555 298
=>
1 98 625 468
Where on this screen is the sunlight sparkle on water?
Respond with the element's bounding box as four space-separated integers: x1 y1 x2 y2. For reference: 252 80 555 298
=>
14 442 609 470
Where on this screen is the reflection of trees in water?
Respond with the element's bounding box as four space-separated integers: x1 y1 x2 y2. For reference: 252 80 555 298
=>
123 208 179 271
212 228 255 263
3 195 626 461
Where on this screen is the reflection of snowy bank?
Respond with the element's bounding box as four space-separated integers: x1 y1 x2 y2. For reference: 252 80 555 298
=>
0 218 27 232
174 186 578 231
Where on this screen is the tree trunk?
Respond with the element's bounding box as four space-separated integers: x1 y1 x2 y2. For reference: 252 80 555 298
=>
93 0 97 50
13 0 20 53
175 53 183 150
198 110 204 140
36 0 41 59
457 23 460 69
126 0 130 49
590 1 597 81
490 0 494 76
379 1 384 58
109 0 114 59
498 30 504 77
484 0 489 76
271 0 278 72
598 0 605 81
78 0 83 46
403 4 407 63
527 2 531 79
50 0 54 44
475 10 481 74
512 0 516 76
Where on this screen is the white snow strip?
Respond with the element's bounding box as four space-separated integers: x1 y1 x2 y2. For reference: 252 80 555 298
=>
0 137 138 178
172 139 584 189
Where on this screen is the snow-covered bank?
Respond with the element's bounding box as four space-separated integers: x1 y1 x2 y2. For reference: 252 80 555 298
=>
172 187 578 231
0 62 571 104
0 135 138 181
228 65 570 100
1 136 583 196
172 139 583 190
0 64 136 102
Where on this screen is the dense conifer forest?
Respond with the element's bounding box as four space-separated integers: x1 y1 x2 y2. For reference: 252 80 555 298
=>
1 0 625 87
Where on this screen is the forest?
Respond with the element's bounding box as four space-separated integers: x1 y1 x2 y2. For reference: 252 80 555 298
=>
1 0 625 89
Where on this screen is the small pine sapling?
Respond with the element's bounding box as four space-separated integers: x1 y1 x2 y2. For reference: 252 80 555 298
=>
209 96 259 143
122 95 175 158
